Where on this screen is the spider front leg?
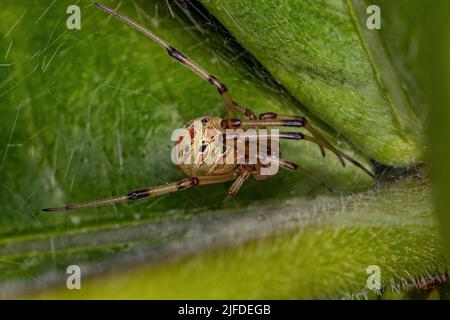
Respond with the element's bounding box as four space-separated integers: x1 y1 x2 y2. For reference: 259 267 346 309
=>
95 2 236 118
43 173 238 212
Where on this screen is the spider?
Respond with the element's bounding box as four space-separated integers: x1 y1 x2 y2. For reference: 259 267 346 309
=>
43 2 374 212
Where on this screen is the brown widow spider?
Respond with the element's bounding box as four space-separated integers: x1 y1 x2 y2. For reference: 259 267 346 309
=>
43 2 374 212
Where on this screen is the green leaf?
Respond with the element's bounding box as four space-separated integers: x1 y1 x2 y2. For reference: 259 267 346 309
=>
22 178 449 299
200 0 424 165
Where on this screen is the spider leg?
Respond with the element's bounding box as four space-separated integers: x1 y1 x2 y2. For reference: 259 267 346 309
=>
301 135 375 178
259 113 352 163
256 153 333 192
221 119 374 178
95 2 235 117
43 173 237 212
277 132 374 178
223 167 252 204
221 118 307 129
278 159 334 192
232 101 257 120
225 131 304 141
259 112 327 157
252 163 271 180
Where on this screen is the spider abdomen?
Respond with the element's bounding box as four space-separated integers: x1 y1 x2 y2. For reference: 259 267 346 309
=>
176 116 238 177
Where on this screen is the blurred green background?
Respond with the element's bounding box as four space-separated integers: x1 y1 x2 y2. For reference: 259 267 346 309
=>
0 0 448 299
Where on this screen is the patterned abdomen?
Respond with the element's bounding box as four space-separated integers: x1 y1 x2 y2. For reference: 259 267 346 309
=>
176 116 237 177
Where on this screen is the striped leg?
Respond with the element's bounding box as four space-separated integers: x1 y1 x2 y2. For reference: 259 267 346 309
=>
223 115 328 158
223 168 252 203
277 159 334 192
232 101 257 120
43 173 238 212
259 112 327 157
255 152 332 192
221 118 374 178
95 2 235 117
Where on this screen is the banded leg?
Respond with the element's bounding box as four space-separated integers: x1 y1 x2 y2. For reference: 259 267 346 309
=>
232 101 257 120
224 131 304 141
257 152 333 192
260 113 363 165
264 131 374 178
221 118 307 129
95 2 235 117
260 112 327 157
221 119 374 178
226 113 329 159
278 159 334 192
223 129 346 164
43 172 238 212
223 167 252 203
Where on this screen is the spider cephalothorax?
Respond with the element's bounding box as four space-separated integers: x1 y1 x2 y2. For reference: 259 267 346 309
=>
43 3 374 212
